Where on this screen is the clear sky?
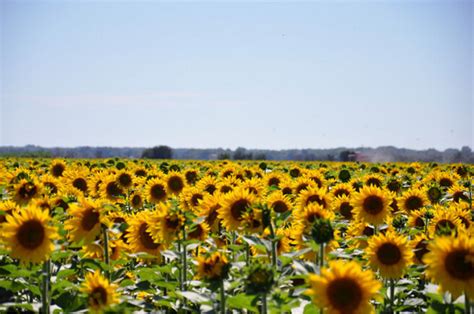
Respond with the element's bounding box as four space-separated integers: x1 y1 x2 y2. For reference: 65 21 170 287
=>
1 0 472 150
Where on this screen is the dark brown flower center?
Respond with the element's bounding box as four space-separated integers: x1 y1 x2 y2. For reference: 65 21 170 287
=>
51 164 65 177
435 219 456 233
118 173 132 188
366 178 382 187
89 286 108 307
362 195 384 215
340 202 353 220
334 189 350 197
131 195 142 207
81 209 100 231
376 242 402 265
305 195 326 208
106 181 123 198
444 249 474 280
268 177 280 187
165 215 180 230
205 184 217 195
150 184 166 201
139 223 159 250
73 178 88 192
295 184 309 194
18 183 38 201
405 196 423 211
414 217 425 228
17 219 45 249
327 278 362 312
188 225 204 239
272 200 289 213
230 199 250 220
185 171 197 185
168 176 184 193
414 240 429 264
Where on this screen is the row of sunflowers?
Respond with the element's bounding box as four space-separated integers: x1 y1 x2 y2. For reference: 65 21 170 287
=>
0 158 472 313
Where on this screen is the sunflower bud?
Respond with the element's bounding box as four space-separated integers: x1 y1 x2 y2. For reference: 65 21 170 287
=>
245 263 275 294
310 218 334 244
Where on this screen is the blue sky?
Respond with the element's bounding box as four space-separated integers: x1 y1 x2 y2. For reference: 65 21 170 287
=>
1 0 472 150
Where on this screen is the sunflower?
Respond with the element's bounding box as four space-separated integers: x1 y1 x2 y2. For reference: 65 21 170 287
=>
410 234 430 264
100 175 125 202
264 172 283 188
426 185 443 204
292 177 317 195
366 231 413 279
218 187 256 231
145 177 168 203
64 168 90 196
424 233 474 298
198 193 222 232
13 178 42 205
187 222 210 242
332 195 354 220
40 174 63 196
81 271 119 312
165 171 186 195
293 203 335 236
116 170 134 190
1 205 57 264
448 184 469 203
197 175 219 195
0 200 20 225
346 221 376 249
266 191 293 214
184 168 199 185
216 176 239 195
148 203 185 244
297 187 332 211
129 192 144 209
398 188 428 213
407 209 427 229
181 186 205 212
50 159 66 177
64 198 106 244
126 211 164 258
427 206 464 237
240 177 265 197
363 173 384 188
306 260 381 314
330 183 354 198
351 185 392 225
196 251 230 281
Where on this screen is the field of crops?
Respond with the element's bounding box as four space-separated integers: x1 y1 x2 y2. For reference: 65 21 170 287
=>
0 158 472 313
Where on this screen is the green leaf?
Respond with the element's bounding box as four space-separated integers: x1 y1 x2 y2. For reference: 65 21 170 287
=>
227 294 258 311
178 291 210 304
303 302 319 314
56 269 75 280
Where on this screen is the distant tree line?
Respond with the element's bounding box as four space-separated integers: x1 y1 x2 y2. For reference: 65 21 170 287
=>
0 145 473 163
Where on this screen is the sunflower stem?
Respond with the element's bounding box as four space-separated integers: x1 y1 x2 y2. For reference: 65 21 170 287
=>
466 292 471 314
102 225 110 281
269 219 277 268
245 241 250 266
41 259 50 314
182 226 187 291
262 292 268 314
220 279 226 314
389 279 395 314
319 243 324 274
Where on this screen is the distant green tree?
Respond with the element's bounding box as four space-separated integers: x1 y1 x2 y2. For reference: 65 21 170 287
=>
141 146 173 159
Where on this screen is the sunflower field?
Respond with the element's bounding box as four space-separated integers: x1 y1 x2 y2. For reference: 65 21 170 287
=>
0 158 472 313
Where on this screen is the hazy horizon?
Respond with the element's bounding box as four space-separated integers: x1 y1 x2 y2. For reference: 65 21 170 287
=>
1 1 473 150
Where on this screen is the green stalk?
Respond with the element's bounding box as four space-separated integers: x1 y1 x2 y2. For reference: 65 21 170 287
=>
319 243 324 274
466 292 471 314
102 225 110 280
245 241 250 265
41 259 50 314
389 279 395 314
269 220 277 268
182 226 187 291
220 279 226 314
262 292 268 314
